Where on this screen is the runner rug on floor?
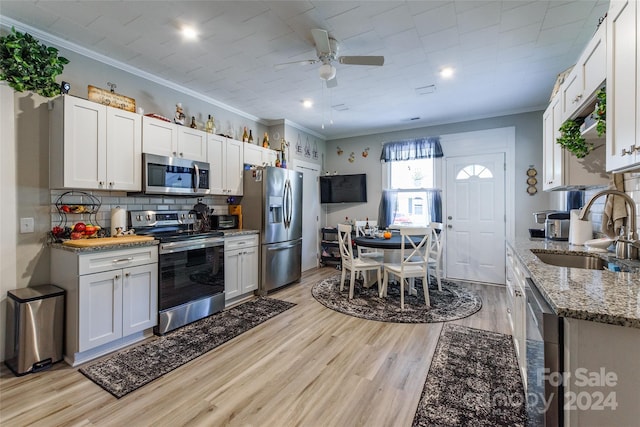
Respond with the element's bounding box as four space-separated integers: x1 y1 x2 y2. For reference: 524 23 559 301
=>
311 274 481 323
79 297 295 399
413 324 526 426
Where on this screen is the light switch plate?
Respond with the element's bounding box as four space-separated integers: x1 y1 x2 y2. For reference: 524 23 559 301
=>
20 217 35 233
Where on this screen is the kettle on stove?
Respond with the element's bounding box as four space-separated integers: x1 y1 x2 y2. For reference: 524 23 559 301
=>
190 199 211 232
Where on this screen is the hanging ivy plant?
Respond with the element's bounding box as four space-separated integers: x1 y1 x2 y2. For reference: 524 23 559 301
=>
0 27 69 97
594 87 606 137
557 118 593 158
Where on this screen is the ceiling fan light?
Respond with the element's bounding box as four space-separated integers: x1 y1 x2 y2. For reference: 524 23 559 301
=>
319 64 336 81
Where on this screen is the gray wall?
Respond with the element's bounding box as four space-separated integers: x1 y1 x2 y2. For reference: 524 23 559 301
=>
323 111 551 239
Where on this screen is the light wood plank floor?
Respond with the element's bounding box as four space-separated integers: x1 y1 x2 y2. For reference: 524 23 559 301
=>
0 267 511 427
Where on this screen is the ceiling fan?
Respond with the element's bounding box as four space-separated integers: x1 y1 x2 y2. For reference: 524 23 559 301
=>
275 29 384 88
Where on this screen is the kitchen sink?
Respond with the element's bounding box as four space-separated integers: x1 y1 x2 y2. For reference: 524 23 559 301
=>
531 250 612 271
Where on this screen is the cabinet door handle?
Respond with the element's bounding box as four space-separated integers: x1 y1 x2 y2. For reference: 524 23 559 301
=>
179 152 184 157
115 274 120 279
125 272 130 277
621 146 634 156
113 257 134 263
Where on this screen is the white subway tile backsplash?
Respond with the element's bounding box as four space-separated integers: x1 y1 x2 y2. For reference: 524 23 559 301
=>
49 191 223 236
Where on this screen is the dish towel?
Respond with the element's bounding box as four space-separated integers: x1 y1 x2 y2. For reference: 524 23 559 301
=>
601 173 626 239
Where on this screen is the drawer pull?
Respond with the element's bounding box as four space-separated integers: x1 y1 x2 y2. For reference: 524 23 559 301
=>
113 257 134 263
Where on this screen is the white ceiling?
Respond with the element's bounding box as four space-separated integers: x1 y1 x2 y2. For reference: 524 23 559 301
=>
0 1 609 140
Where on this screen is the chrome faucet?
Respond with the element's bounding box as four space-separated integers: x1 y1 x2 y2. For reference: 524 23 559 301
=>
579 189 639 260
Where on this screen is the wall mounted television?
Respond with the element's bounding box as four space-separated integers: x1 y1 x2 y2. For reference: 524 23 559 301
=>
320 174 367 203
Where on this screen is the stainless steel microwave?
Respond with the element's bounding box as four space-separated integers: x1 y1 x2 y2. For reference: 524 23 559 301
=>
143 153 210 195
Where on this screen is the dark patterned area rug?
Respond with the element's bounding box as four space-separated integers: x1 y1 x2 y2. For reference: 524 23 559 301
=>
311 274 482 323
79 297 295 398
413 324 526 426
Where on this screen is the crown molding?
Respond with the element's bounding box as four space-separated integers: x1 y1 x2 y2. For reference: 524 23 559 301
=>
0 15 267 125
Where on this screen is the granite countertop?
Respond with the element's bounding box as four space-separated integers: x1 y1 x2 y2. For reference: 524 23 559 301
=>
49 239 159 253
49 230 259 253
509 238 640 329
220 229 259 237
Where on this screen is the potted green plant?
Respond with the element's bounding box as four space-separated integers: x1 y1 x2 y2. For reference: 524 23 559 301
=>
0 27 69 97
556 118 593 159
594 87 606 137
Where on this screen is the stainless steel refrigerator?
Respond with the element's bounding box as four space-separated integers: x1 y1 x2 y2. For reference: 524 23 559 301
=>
242 167 303 293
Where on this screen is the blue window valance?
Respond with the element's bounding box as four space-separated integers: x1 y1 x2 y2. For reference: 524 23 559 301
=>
380 136 443 162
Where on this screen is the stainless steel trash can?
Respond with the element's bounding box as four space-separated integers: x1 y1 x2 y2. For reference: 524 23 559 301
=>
4 285 65 376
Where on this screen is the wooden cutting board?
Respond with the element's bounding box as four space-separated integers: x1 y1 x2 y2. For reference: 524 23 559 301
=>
62 235 155 248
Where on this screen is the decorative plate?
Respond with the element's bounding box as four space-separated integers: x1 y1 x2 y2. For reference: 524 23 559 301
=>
527 176 537 185
526 167 537 177
527 186 537 195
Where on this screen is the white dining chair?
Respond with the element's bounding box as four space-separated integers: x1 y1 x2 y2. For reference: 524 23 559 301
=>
379 227 431 309
337 224 383 299
354 219 384 261
428 222 444 291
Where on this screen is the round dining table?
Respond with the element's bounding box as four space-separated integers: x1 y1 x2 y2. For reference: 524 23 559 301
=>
354 234 425 295
353 234 424 253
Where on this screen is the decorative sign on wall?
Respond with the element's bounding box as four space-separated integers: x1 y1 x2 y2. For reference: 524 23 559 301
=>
304 137 311 158
362 147 370 158
295 135 302 154
312 141 318 160
337 146 343 155
348 152 355 163
88 85 136 112
526 165 538 195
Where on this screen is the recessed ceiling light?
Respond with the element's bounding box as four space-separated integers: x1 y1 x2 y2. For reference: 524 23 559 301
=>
440 67 454 78
181 26 198 41
302 99 313 108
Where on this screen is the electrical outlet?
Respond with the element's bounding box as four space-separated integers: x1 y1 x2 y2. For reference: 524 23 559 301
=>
20 218 35 234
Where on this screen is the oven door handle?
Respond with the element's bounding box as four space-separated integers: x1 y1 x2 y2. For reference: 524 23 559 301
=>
160 238 223 254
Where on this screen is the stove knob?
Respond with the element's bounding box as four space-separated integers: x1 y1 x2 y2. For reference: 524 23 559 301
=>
146 214 151 221
136 215 142 221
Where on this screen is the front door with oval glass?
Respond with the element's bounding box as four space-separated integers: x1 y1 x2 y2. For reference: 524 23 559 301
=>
445 153 506 284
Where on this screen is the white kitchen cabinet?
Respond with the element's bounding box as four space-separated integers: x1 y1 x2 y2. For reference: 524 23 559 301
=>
49 95 142 191
244 143 278 167
543 95 563 190
208 134 244 195
51 245 158 366
506 244 526 384
142 116 207 162
224 234 259 302
606 0 640 171
561 21 607 121
543 94 610 191
177 126 208 161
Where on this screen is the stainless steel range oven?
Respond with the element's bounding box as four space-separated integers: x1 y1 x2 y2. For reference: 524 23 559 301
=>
130 210 225 335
